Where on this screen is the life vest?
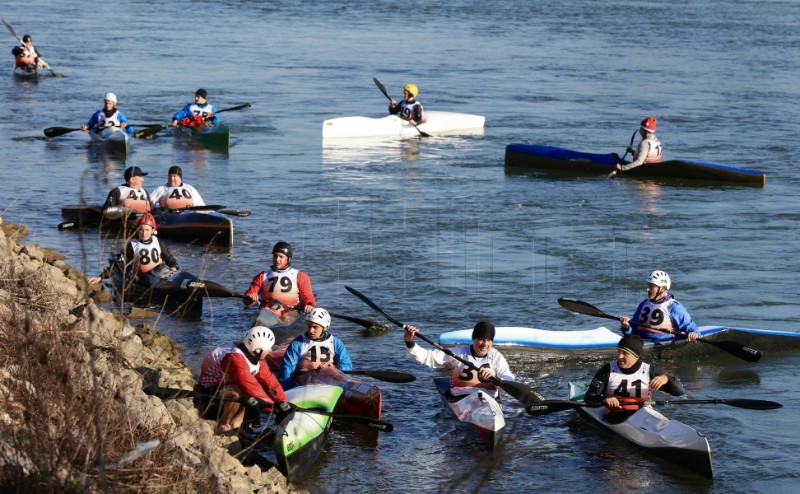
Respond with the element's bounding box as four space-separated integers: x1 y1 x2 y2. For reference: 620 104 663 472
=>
450 353 497 392
199 343 259 387
160 185 195 208
131 237 165 273
604 360 651 413
294 333 336 372
258 266 301 310
396 100 424 122
634 136 662 163
96 109 123 130
635 296 675 335
116 185 150 212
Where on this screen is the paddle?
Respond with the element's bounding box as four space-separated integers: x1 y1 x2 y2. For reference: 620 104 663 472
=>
282 303 384 330
373 77 431 138
526 397 783 416
344 285 545 405
342 370 416 383
135 103 252 139
143 386 393 432
44 126 83 138
557 298 763 362
163 204 251 217
3 19 64 77
607 129 639 179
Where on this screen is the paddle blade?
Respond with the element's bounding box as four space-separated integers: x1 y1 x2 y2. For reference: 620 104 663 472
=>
218 209 251 217
558 298 617 321
133 125 167 139
496 379 545 406
344 285 406 329
344 370 416 383
329 312 382 329
373 78 391 100
702 339 762 362
217 103 252 114
526 400 587 416
44 127 81 138
186 279 244 299
722 398 782 410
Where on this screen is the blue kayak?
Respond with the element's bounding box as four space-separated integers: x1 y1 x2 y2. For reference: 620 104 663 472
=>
505 144 766 186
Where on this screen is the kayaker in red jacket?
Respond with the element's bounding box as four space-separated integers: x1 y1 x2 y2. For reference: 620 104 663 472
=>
197 326 294 435
615 116 663 172
584 335 685 423
244 241 316 320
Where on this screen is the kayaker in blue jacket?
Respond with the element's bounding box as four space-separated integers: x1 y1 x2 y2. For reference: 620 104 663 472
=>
279 307 353 389
615 116 662 172
619 270 700 342
81 92 134 136
584 335 685 423
171 88 219 127
389 83 426 125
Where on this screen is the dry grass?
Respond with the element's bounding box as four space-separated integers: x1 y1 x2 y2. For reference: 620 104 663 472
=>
0 260 212 493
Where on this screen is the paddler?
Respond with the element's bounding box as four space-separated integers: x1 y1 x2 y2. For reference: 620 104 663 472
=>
103 166 151 212
197 326 295 435
81 92 134 136
403 321 513 398
278 307 354 390
615 116 662 172
619 270 700 343
85 212 179 286
389 83 426 125
13 34 49 71
584 334 685 423
243 241 317 321
171 88 219 128
149 165 206 210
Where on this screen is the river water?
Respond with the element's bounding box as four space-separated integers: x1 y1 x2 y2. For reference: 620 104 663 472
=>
2 1 799 492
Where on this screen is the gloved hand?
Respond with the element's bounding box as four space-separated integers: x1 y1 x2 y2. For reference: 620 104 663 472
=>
273 401 297 424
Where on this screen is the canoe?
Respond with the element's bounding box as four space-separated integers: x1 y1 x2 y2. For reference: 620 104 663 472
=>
110 268 240 317
433 377 504 450
88 127 131 155
274 384 343 481
60 205 233 249
175 123 230 149
266 347 382 419
13 66 40 80
322 111 485 138
252 305 307 342
568 382 713 479
438 325 800 361
504 144 766 186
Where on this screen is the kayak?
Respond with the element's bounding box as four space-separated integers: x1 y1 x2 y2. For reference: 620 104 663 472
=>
13 66 40 80
265 347 382 419
110 268 239 317
438 325 800 361
60 205 233 249
251 305 307 342
88 127 131 155
274 384 343 481
175 123 230 149
568 382 713 479
504 144 766 186
322 111 485 138
433 377 504 450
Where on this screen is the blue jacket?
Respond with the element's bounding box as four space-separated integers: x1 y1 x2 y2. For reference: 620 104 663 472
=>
172 102 220 125
626 296 700 340
85 109 134 135
279 332 353 389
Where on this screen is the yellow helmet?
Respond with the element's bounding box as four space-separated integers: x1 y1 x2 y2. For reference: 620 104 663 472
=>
403 83 419 97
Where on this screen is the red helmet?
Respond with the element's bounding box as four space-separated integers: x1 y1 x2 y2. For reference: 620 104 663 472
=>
640 116 657 133
138 212 157 231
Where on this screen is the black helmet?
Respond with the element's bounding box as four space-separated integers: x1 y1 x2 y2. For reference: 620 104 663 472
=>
272 241 293 258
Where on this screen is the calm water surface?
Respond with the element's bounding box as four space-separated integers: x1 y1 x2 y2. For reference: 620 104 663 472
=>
2 1 799 492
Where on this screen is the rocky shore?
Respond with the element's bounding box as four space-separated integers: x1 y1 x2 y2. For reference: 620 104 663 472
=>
0 217 305 493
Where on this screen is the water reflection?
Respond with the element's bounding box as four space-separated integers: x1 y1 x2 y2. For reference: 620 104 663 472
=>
635 180 662 214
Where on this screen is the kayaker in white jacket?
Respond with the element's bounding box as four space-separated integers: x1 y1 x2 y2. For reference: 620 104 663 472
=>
615 116 662 172
150 165 206 209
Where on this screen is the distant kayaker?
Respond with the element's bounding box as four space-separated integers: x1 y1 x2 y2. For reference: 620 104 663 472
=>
389 83 427 125
150 165 206 209
12 34 49 71
103 166 151 212
278 307 354 390
85 212 178 286
403 321 513 398
583 334 685 422
244 241 317 320
80 92 134 136
171 88 219 128
197 326 294 435
619 270 700 342
615 116 662 172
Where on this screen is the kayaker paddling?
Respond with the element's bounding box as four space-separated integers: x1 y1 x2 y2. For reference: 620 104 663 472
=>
12 33 49 72
620 270 700 343
150 165 206 210
584 335 685 423
103 166 151 212
615 116 662 172
81 92 134 136
171 88 219 128
389 83 426 125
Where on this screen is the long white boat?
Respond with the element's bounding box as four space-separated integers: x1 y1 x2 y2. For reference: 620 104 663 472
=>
88 126 130 155
322 110 485 138
434 377 504 449
568 382 713 479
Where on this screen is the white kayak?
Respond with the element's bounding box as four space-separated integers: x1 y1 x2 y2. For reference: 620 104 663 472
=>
322 110 485 138
88 126 130 155
568 382 713 478
434 377 504 450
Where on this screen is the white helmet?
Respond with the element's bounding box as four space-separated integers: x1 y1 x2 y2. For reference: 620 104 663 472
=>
244 326 275 357
646 270 671 290
104 92 117 103
306 307 331 328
